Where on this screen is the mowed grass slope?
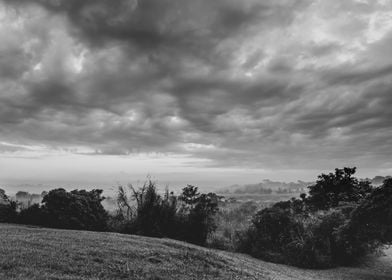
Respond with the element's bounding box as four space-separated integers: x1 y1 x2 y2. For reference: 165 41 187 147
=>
0 224 391 280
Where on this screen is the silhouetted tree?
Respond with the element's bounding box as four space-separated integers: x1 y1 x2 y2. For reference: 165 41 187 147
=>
178 186 219 245
18 204 46 225
335 178 392 262
350 177 392 243
306 167 372 210
130 181 165 236
115 183 219 245
0 188 18 223
41 188 108 231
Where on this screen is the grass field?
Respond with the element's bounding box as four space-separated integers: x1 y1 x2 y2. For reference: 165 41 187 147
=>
0 224 391 280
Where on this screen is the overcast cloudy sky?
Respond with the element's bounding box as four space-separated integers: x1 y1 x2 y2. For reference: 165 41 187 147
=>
1 0 392 191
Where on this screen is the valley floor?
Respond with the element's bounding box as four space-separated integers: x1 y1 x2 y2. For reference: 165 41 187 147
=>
0 224 391 280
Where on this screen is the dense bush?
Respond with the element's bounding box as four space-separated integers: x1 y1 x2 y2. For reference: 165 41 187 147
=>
122 181 178 237
237 167 392 268
306 167 372 211
0 202 18 223
40 189 108 231
350 178 392 244
236 203 298 263
1 181 219 246
208 201 258 250
284 210 348 268
333 178 392 263
18 203 46 225
237 202 356 268
15 188 109 231
114 182 219 245
0 189 18 223
177 186 219 245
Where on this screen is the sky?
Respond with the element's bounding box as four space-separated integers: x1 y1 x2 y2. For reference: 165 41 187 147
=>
1 0 392 193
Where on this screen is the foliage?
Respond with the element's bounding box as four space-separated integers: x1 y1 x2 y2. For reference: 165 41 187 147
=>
333 178 392 263
349 178 392 244
40 188 108 231
236 202 299 263
237 167 392 268
1 181 219 247
208 201 258 250
306 167 372 211
0 189 18 223
177 185 219 245
237 202 352 267
18 204 46 225
114 183 219 246
128 181 177 237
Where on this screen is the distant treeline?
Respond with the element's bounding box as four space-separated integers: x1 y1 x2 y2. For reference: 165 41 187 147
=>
220 175 391 195
220 180 310 195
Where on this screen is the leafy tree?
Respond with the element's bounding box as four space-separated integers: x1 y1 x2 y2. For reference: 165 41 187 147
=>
179 185 200 206
178 186 219 245
118 181 178 238
116 183 219 245
306 167 372 210
129 181 168 237
41 188 108 231
0 188 18 223
336 178 392 261
18 204 46 225
0 188 8 202
351 177 392 243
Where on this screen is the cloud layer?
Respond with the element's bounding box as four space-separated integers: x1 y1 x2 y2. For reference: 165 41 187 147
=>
1 0 392 171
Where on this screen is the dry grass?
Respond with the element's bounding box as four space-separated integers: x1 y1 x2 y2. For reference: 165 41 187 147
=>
0 224 391 280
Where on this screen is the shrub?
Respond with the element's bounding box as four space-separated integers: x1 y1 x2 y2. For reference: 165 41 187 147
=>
306 167 372 211
350 178 392 244
333 178 392 264
236 203 299 263
208 201 258 251
41 188 108 231
115 183 219 246
18 203 46 225
116 181 178 237
284 210 347 268
128 181 177 237
0 203 18 223
0 189 18 223
237 168 391 268
237 205 351 268
177 186 219 245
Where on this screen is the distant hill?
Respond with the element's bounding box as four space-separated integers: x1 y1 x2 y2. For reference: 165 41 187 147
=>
0 224 391 280
219 179 313 195
219 175 392 195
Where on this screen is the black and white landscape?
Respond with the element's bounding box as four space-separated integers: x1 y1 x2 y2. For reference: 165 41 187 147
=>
0 1 391 279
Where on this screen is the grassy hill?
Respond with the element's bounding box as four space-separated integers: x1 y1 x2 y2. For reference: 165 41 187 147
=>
0 224 391 280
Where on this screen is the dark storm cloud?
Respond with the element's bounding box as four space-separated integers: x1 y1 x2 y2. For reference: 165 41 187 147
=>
0 48 30 79
4 0 292 46
1 0 392 170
